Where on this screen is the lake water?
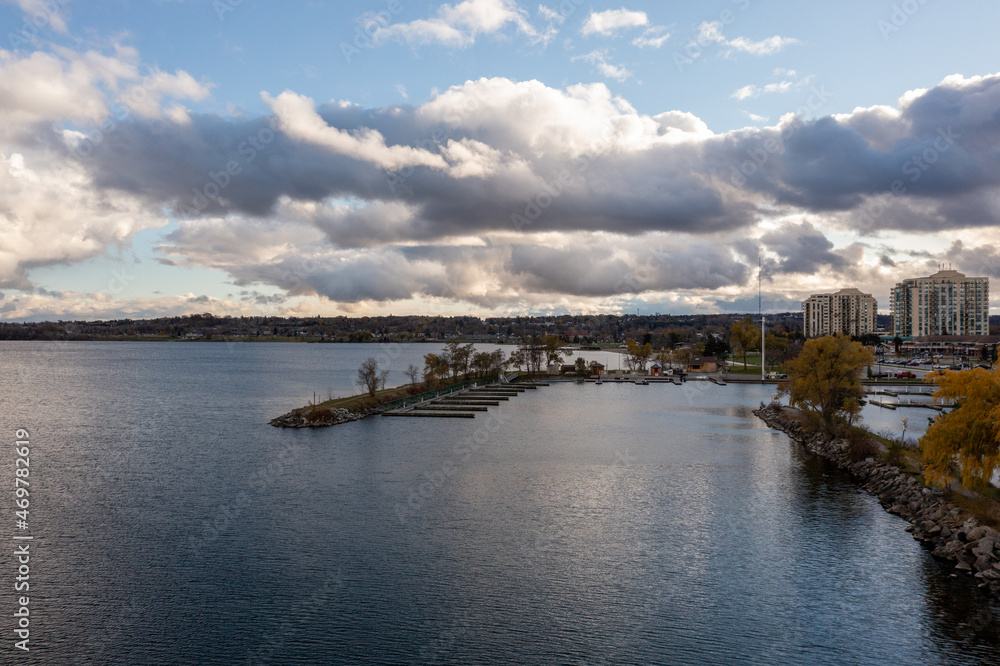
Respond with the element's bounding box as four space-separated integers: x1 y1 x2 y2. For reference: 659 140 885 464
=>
1 341 998 664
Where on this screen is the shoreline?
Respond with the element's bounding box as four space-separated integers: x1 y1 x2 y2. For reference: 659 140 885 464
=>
754 404 1000 599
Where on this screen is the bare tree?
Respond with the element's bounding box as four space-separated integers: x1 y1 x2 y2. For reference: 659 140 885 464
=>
356 357 390 399
404 364 421 385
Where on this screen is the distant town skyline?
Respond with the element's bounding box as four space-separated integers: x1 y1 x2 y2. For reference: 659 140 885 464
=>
2 1 1000 321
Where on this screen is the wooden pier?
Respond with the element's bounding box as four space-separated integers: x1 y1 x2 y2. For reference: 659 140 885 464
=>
382 381 545 418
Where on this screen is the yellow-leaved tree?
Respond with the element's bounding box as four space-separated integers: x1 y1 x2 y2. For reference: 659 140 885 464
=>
730 316 760 368
920 367 1000 488
783 334 873 433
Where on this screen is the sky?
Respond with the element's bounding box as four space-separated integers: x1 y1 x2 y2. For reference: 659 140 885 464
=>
2 0 1000 322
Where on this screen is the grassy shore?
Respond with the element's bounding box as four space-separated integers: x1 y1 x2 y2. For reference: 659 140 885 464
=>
818 414 1000 529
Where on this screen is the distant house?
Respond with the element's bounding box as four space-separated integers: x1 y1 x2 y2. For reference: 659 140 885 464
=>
560 364 576 375
589 361 606 376
649 364 662 377
687 356 720 373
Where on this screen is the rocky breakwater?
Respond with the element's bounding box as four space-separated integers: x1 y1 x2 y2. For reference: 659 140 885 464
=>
755 404 1000 599
269 405 376 428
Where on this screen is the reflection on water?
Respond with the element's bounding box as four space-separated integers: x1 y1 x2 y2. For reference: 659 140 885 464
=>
0 342 998 664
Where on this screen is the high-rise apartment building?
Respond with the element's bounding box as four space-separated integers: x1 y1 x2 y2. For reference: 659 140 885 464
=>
802 288 877 338
890 269 989 337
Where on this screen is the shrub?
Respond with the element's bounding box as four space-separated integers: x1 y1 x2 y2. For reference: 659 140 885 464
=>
884 441 905 468
305 407 334 423
844 427 880 462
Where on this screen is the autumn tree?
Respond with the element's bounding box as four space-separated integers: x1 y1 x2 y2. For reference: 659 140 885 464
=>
764 333 790 369
783 335 873 433
574 357 588 376
517 336 547 374
356 357 390 399
445 341 475 379
423 352 449 386
508 348 526 372
920 367 1000 488
543 335 567 367
730 317 761 368
624 338 653 372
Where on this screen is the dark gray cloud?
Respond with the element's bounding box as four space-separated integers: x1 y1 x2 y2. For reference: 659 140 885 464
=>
64 72 1000 250
760 221 849 274
944 240 1000 278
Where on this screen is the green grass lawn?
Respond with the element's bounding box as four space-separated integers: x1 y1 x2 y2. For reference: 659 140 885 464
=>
727 365 763 375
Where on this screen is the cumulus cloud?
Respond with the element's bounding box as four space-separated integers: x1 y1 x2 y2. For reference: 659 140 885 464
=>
371 0 536 48
0 47 211 145
571 49 633 82
632 26 669 49
581 8 648 36
697 21 799 56
0 151 166 289
731 80 795 100
264 90 448 171
5 0 69 33
6 41 1000 316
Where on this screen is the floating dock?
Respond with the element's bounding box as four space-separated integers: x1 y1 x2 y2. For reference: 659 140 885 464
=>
382 382 545 418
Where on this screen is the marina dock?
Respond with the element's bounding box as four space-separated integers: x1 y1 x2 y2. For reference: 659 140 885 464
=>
382 381 545 418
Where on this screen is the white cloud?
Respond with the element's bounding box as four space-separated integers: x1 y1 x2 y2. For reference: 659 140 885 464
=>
697 21 799 57
731 80 795 100
537 4 562 23
571 49 633 82
0 151 166 289
0 48 212 139
581 8 648 36
5 0 69 33
632 26 669 49
8 57 1000 318
372 0 536 48
263 90 449 171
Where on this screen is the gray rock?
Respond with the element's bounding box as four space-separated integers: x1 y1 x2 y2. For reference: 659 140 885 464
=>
956 561 973 572
975 555 993 572
973 537 996 557
967 526 988 542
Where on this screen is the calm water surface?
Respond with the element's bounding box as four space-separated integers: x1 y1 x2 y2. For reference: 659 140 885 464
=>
0 341 998 664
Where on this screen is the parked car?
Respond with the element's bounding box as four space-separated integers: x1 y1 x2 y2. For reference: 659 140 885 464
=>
895 371 917 379
906 360 921 367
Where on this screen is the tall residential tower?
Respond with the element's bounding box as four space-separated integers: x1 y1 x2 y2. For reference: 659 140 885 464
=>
803 288 877 338
890 269 989 338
